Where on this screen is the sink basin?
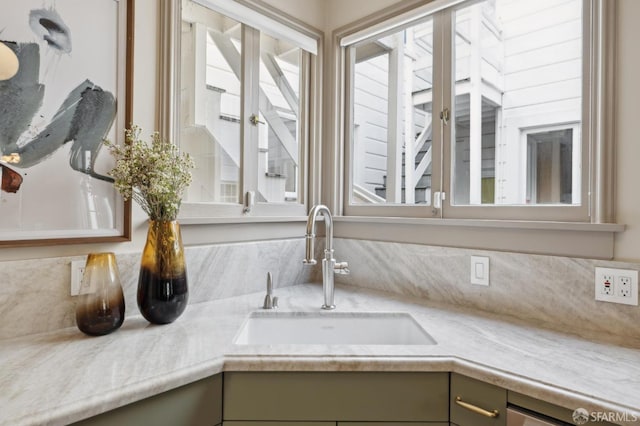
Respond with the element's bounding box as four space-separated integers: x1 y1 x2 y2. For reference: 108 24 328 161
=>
233 311 436 345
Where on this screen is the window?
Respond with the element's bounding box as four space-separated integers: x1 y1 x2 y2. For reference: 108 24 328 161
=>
351 17 435 208
524 125 581 205
176 0 320 218
342 0 609 222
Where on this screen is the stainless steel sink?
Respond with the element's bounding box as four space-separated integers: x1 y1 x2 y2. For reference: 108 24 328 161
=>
233 311 437 345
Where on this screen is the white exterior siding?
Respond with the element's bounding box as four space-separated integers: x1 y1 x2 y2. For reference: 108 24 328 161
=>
497 0 582 204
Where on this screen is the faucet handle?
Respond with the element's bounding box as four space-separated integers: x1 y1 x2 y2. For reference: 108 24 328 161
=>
262 294 273 309
303 258 318 266
334 261 350 275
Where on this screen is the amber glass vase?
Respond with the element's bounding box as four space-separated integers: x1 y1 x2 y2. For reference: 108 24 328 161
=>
76 252 125 336
137 220 189 324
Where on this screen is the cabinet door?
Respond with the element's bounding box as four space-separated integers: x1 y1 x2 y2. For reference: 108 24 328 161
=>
224 422 335 426
71 374 222 426
338 423 449 426
450 374 506 426
224 372 449 422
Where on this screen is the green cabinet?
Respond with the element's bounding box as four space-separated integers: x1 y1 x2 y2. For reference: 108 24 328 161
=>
223 372 449 423
224 421 449 425
224 423 333 426
71 374 222 426
70 370 620 426
338 423 448 426
449 374 618 426
450 373 506 426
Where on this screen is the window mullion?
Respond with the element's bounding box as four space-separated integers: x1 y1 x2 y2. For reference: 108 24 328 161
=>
241 25 261 199
344 45 356 209
434 9 450 218
299 51 312 208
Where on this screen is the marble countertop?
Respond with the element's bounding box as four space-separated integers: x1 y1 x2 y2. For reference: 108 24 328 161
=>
2 284 640 426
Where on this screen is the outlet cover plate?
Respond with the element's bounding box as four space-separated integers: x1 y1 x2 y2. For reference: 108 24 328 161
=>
70 260 86 296
594 267 638 306
470 256 489 286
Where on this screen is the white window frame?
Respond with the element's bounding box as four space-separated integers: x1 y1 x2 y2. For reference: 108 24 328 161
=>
345 23 446 218
157 0 323 222
330 0 622 259
341 0 612 222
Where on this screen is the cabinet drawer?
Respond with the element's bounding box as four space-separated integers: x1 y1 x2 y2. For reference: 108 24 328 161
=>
223 372 449 422
450 374 506 426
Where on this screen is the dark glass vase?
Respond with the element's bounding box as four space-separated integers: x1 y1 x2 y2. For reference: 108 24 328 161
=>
137 220 188 324
76 252 125 336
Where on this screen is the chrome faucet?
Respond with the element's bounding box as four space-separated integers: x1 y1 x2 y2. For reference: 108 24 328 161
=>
303 205 349 309
262 272 278 309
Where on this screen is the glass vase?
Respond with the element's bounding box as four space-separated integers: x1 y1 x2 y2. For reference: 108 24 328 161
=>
137 220 189 324
76 252 125 336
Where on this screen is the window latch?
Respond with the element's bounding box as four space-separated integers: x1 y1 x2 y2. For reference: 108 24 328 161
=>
249 114 265 126
433 191 446 209
243 191 255 214
440 108 450 125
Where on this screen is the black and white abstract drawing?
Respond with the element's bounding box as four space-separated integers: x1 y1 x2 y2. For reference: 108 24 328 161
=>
0 0 129 243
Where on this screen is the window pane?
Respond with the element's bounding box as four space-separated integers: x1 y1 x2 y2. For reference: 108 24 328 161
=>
180 6 241 203
526 127 577 204
351 18 434 205
451 0 582 206
258 32 302 203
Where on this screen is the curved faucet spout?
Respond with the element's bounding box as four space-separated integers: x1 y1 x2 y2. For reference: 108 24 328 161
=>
303 204 347 310
304 204 333 263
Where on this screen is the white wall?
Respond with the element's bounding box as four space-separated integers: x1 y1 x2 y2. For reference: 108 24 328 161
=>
261 0 324 31
613 0 640 261
325 0 404 31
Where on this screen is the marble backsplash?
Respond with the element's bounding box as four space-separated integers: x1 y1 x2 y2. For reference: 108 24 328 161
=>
0 238 312 340
333 238 640 344
2 236 639 343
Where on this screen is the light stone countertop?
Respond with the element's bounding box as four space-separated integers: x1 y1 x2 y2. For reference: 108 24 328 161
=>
2 284 640 426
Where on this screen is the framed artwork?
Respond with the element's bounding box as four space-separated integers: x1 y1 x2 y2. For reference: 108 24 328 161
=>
0 0 133 246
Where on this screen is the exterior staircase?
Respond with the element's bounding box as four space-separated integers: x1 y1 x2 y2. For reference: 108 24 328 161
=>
375 138 432 204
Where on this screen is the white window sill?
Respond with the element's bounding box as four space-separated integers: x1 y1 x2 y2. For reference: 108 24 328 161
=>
179 216 308 225
178 216 307 246
333 216 624 259
176 213 623 259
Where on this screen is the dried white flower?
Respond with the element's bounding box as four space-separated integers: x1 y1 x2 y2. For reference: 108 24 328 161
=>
104 125 194 221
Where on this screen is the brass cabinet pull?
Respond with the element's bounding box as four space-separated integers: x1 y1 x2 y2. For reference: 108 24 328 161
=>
455 396 499 418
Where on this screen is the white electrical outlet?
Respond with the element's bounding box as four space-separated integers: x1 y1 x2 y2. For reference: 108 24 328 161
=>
594 267 638 306
600 273 614 295
618 276 632 298
70 260 86 296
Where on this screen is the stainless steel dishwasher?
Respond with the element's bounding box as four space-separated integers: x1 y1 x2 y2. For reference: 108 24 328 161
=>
507 406 573 426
